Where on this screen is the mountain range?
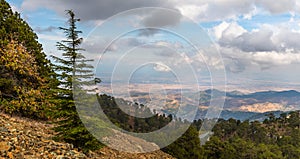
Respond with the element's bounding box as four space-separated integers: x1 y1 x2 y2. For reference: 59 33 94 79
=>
160 89 300 121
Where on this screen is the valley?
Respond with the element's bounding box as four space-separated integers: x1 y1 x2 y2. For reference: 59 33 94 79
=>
97 83 300 121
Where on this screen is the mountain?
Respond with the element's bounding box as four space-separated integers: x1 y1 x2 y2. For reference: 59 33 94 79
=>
193 89 300 121
122 89 300 121
199 89 300 111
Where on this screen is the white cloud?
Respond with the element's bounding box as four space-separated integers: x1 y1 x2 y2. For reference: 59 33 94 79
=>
220 45 300 72
212 20 300 55
153 63 171 72
213 21 247 40
175 4 208 21
174 0 256 21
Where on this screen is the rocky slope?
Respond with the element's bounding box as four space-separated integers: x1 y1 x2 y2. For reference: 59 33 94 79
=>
0 113 175 159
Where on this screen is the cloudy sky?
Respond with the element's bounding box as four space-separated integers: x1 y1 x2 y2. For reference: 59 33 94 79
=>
7 0 300 92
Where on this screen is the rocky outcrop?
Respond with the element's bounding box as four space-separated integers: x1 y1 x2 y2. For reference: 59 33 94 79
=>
0 113 175 159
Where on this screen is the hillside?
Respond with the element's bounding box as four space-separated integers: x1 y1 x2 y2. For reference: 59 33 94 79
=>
0 113 174 159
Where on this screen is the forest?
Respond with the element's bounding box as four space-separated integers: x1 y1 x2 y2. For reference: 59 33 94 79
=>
1 0 300 158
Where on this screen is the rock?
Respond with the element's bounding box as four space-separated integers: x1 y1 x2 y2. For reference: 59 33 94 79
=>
0 141 10 151
11 137 18 143
56 155 67 159
0 127 8 132
7 152 13 159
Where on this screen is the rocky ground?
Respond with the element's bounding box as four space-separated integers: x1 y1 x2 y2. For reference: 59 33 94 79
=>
0 113 175 159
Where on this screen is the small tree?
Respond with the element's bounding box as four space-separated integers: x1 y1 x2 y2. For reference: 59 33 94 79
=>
51 10 102 151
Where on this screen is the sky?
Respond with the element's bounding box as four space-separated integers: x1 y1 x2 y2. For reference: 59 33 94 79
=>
7 0 300 92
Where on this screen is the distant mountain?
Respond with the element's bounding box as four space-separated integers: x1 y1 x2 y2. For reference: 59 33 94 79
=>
111 88 300 121
199 89 300 111
195 109 258 121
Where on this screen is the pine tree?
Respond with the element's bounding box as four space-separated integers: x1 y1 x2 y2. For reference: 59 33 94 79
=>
162 125 203 159
0 40 52 118
51 10 102 151
0 0 54 119
0 0 51 77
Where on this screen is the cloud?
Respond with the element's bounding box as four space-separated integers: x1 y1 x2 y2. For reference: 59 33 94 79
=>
175 0 256 21
213 21 247 40
175 0 299 21
255 0 296 14
251 52 300 69
21 0 172 21
21 0 300 74
225 58 247 73
224 29 277 52
141 9 182 27
35 26 57 33
220 46 300 72
211 22 300 72
274 29 300 51
137 10 182 36
82 37 145 54
214 22 300 53
153 63 171 72
22 0 300 23
82 38 117 54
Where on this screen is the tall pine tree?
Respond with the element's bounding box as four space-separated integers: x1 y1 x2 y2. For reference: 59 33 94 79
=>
51 10 102 151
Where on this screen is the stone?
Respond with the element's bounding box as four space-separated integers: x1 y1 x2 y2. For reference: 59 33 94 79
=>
0 127 8 132
0 142 10 151
7 152 13 159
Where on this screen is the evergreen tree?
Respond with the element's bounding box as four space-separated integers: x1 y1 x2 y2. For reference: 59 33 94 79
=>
51 10 102 151
0 0 53 119
162 125 203 159
0 40 52 118
0 0 51 77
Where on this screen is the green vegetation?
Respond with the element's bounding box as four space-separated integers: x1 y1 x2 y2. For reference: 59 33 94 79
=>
0 0 51 77
0 0 53 119
98 94 203 158
200 111 300 159
98 94 300 158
